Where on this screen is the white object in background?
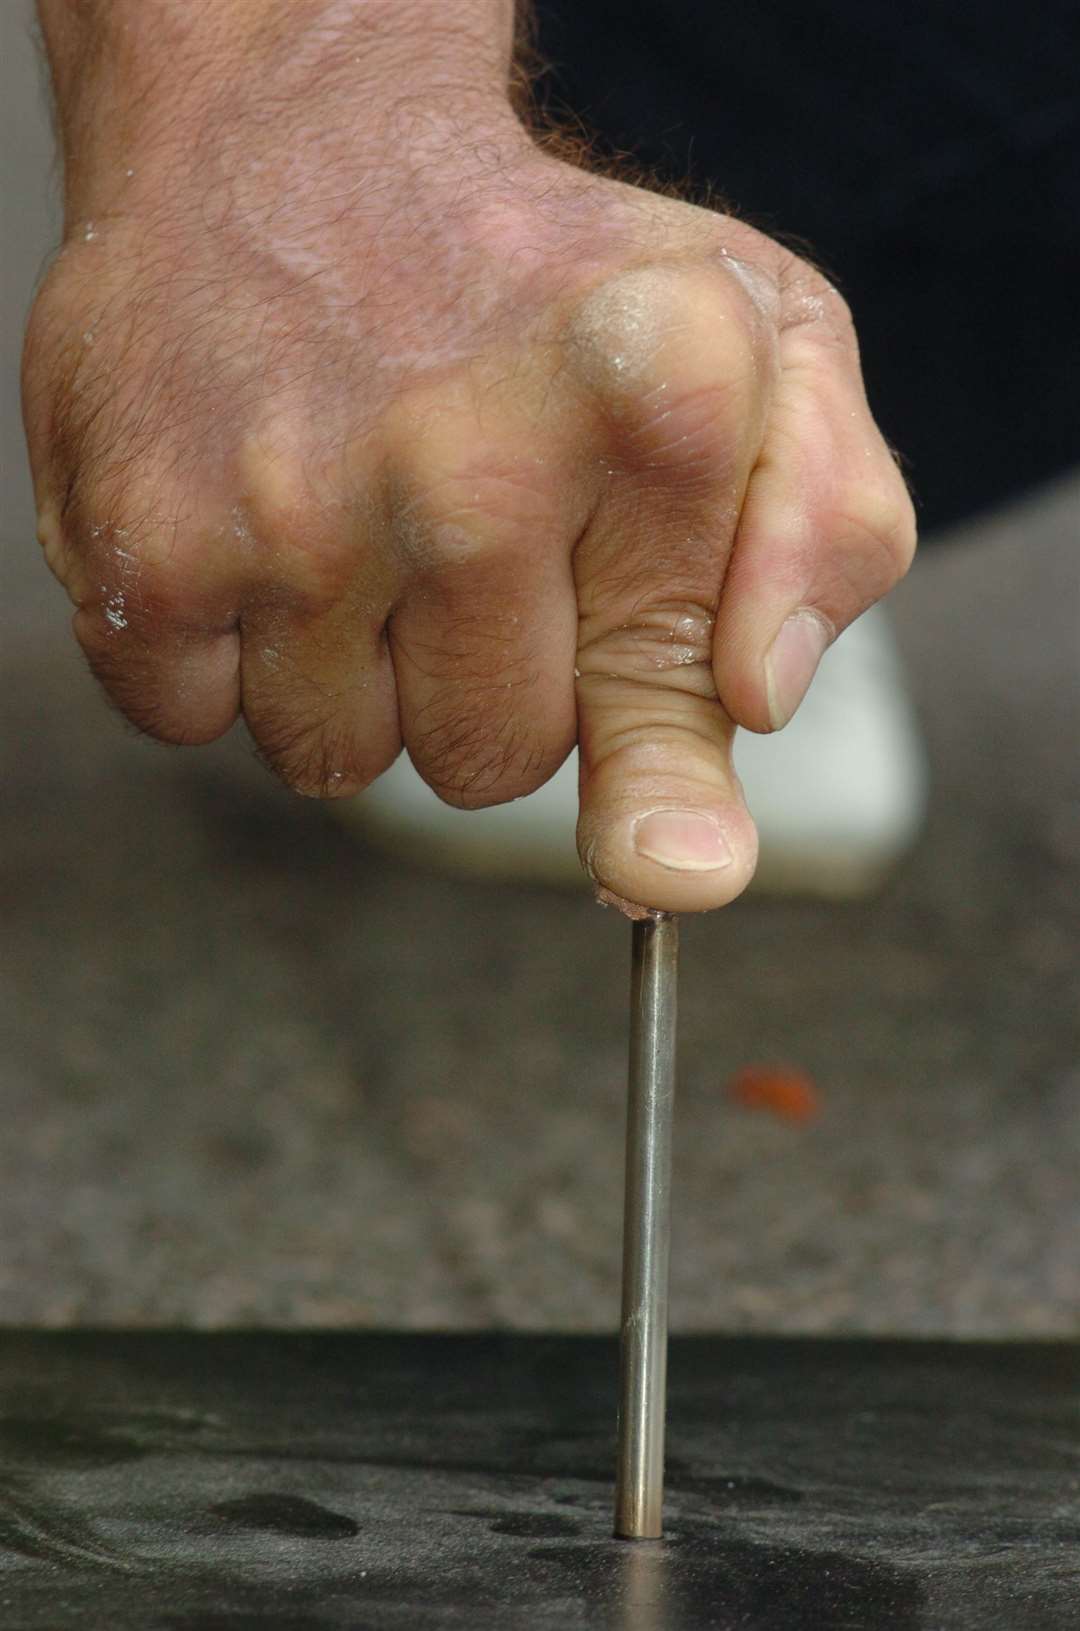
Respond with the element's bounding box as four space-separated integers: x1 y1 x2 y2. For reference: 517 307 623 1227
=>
334 604 928 899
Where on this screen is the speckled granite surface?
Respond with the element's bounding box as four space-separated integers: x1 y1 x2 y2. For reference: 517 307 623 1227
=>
1 5 1077 1335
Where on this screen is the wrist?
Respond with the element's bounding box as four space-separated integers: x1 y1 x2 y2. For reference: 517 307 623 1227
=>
40 0 516 82
40 0 521 218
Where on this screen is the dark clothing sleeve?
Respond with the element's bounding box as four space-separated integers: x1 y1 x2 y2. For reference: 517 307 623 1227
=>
536 0 1080 533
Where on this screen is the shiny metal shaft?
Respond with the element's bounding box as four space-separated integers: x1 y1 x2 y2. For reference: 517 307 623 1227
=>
614 911 678 1540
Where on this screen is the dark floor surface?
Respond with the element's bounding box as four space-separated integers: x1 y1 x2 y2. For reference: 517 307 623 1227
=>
0 1331 1076 1628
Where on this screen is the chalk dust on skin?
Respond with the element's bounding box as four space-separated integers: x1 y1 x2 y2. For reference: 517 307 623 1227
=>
565 265 688 396
565 255 781 404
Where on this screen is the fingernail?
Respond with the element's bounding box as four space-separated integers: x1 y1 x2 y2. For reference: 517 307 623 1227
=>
633 809 734 871
765 610 832 729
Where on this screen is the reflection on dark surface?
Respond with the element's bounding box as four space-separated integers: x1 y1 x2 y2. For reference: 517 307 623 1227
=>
0 1333 1075 1628
527 1531 920 1631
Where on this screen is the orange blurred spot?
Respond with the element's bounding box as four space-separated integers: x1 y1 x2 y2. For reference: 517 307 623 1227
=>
728 1064 820 1122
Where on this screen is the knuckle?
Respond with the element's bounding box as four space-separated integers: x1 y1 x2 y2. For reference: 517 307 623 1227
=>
830 468 917 582
814 282 856 341
394 439 560 573
240 431 325 543
87 507 187 619
40 501 148 618
441 466 557 535
566 265 768 486
61 487 231 635
570 262 764 401
569 263 763 386
239 440 359 608
242 449 308 542
778 253 857 347
397 489 527 574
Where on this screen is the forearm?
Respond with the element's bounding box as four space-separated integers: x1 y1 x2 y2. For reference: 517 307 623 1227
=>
37 0 520 210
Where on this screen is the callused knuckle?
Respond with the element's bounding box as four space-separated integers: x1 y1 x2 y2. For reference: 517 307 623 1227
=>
570 264 758 402
706 270 775 372
138 565 192 628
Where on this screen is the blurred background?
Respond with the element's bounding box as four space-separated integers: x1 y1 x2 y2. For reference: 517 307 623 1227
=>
2 2 1077 1333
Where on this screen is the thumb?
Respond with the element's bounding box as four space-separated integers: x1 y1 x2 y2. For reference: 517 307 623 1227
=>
575 660 758 915
566 263 770 913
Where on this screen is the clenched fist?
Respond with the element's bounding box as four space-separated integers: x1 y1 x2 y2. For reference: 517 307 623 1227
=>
24 0 915 912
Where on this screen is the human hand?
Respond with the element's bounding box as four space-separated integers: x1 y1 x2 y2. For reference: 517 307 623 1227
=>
24 2 915 912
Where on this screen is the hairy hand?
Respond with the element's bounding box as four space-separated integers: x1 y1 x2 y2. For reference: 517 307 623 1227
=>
23 22 915 912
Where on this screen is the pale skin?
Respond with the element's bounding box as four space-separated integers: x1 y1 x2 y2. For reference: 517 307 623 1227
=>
25 0 916 913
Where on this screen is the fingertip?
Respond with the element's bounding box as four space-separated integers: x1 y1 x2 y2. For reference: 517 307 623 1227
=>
763 608 833 731
633 807 736 870
577 763 758 914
